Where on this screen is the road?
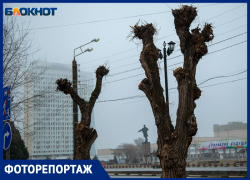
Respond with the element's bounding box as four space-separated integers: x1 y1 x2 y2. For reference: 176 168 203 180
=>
105 166 247 172
110 175 159 178
109 176 206 178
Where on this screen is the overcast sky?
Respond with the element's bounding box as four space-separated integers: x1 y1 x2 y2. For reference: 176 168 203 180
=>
7 3 247 151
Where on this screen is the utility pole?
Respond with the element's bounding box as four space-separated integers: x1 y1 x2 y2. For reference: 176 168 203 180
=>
72 58 78 160
72 38 99 159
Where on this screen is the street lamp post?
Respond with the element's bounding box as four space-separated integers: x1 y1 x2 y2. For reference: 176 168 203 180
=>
224 128 232 163
72 38 99 159
160 41 176 112
224 128 233 161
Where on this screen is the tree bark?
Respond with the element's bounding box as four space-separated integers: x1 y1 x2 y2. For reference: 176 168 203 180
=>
56 65 109 159
129 5 213 178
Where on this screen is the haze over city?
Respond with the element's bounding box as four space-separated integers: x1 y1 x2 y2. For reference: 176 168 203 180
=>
6 2 247 151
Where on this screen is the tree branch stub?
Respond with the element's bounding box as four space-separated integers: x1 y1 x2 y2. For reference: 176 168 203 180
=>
55 65 109 159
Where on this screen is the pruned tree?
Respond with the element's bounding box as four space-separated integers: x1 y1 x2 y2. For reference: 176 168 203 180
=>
55 66 109 159
129 5 213 178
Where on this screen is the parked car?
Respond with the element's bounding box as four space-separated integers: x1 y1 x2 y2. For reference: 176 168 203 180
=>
152 162 161 168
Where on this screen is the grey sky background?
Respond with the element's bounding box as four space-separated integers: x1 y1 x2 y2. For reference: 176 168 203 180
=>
8 3 247 150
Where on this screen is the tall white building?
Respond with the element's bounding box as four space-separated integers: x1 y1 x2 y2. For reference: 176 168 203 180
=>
24 62 96 159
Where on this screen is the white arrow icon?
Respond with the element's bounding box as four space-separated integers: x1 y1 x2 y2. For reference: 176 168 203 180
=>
4 131 10 148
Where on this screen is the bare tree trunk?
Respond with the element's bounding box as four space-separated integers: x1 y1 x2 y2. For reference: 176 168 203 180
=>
129 5 213 178
56 66 109 159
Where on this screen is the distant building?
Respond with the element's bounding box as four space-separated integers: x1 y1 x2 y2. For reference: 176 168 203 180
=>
97 122 247 163
97 149 115 162
23 62 96 159
188 122 247 161
213 122 247 139
97 148 127 164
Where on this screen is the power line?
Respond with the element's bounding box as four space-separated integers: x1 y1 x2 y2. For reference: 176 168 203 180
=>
200 77 246 88
97 95 145 103
197 3 224 8
75 9 248 87
122 97 147 104
216 24 246 37
96 76 247 103
33 3 240 71
27 69 247 130
81 54 139 68
22 78 86 131
78 61 181 85
169 77 246 94
207 40 246 55
80 48 137 65
169 70 247 91
190 5 246 29
81 15 246 68
26 3 225 31
157 33 176 41
105 73 144 85
206 4 246 21
197 70 247 86
103 24 245 68
196 68 247 84
89 23 247 71
110 67 142 76
112 62 139 70
209 32 246 47
79 39 247 87
214 15 247 28
166 62 183 68
174 26 247 52
27 11 171 31
174 33 245 62
46 69 248 107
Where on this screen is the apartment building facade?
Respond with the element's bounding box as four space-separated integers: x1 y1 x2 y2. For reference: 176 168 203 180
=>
24 62 96 159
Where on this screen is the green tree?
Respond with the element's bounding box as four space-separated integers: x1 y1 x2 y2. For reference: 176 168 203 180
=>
3 122 29 159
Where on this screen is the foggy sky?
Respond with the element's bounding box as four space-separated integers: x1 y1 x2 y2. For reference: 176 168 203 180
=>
8 3 247 151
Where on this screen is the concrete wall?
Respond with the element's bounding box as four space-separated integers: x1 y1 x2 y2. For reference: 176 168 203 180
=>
214 130 247 139
213 122 247 139
97 148 114 156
